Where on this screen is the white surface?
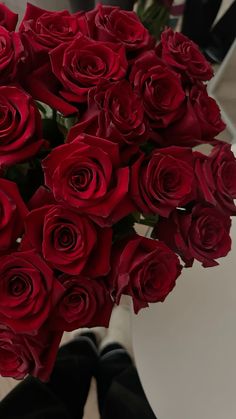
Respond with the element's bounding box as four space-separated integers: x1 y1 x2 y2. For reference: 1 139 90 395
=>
132 216 236 419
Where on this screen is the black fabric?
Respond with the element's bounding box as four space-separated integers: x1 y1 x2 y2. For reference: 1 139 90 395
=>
100 342 128 356
69 0 134 12
102 367 157 419
0 378 70 419
69 0 94 12
182 0 236 61
0 338 157 419
97 344 156 419
0 337 97 419
182 0 223 47
97 343 134 413
96 0 135 9
46 338 98 419
208 1 236 60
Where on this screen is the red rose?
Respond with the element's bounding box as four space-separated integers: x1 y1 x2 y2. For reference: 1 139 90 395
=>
0 86 45 168
42 134 134 226
50 34 127 103
0 250 64 333
155 205 232 267
23 62 79 116
0 179 28 253
67 79 149 151
19 4 88 67
0 26 23 83
86 4 154 55
0 3 18 31
189 85 226 139
195 143 236 214
157 28 213 83
0 325 62 381
130 51 186 128
131 147 195 217
110 235 182 313
22 204 112 276
50 274 113 332
28 186 56 211
154 85 225 147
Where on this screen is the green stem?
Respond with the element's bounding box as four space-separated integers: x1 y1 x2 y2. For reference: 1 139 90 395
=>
138 220 155 227
137 0 146 16
52 109 57 121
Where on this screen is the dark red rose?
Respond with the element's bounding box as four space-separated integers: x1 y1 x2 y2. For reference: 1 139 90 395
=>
0 26 23 84
22 204 112 276
189 85 226 139
0 179 28 253
86 4 154 55
131 147 195 217
19 4 88 68
155 205 232 267
195 143 236 214
50 34 127 103
0 325 62 381
42 134 134 226
28 186 56 211
130 51 185 128
0 3 18 31
51 274 113 332
0 250 64 333
110 235 182 313
23 62 78 116
154 84 225 147
0 85 45 168
157 28 213 83
67 79 149 151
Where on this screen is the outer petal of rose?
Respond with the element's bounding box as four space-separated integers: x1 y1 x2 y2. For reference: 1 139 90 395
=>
87 167 131 220
42 143 71 190
27 329 63 382
86 295 113 328
67 111 99 142
28 187 56 210
84 226 112 277
20 3 46 23
0 178 28 220
0 4 18 31
194 154 216 205
0 139 46 169
76 134 120 167
153 98 202 147
25 64 78 116
22 206 49 252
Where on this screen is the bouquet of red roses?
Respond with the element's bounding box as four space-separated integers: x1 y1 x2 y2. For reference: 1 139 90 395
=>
0 2 235 382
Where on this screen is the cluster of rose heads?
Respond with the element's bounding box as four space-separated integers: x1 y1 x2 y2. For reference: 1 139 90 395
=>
0 2 235 382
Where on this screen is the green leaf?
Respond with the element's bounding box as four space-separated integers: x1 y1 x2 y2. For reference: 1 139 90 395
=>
36 101 52 118
56 113 78 133
113 214 136 242
42 118 65 148
137 0 147 16
5 161 44 202
138 213 159 228
132 211 141 222
5 163 30 182
137 0 170 39
140 141 156 155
